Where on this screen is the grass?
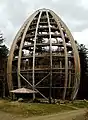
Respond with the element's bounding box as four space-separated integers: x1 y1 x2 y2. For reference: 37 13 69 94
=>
0 99 75 117
69 100 88 108
0 99 88 118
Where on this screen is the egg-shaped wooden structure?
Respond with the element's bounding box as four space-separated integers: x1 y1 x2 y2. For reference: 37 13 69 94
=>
7 9 80 101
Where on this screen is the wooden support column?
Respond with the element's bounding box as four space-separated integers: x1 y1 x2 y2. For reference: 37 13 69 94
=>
56 23 68 100
32 11 42 100
50 10 80 100
17 11 39 88
50 11 68 100
60 60 62 71
7 17 30 91
46 11 52 103
68 61 71 88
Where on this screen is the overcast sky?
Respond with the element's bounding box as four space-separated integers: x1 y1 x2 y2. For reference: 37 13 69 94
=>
0 0 88 48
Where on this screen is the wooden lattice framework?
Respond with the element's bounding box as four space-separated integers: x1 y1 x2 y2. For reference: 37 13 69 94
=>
7 9 80 101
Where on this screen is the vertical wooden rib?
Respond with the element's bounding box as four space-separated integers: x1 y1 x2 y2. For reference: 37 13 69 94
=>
49 10 68 99
50 10 80 100
32 11 42 100
17 11 39 88
57 22 68 100
68 61 71 88
7 17 30 91
46 11 52 102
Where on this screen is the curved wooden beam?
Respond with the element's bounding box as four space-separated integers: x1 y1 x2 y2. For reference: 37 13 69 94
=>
32 11 42 99
50 13 68 100
50 10 80 100
17 11 39 88
46 11 52 102
7 17 29 91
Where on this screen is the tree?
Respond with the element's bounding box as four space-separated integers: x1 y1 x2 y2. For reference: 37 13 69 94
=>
77 44 88 99
0 33 8 58
0 32 9 97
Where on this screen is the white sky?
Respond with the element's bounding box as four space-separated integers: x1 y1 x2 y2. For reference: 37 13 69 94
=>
0 0 88 48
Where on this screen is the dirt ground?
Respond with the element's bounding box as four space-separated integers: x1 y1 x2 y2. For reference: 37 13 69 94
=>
0 109 87 120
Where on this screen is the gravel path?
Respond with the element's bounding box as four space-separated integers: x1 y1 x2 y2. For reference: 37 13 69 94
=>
0 108 87 120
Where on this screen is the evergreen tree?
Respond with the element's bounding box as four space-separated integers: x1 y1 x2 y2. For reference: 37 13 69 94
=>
0 33 8 58
0 32 9 97
78 44 88 99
